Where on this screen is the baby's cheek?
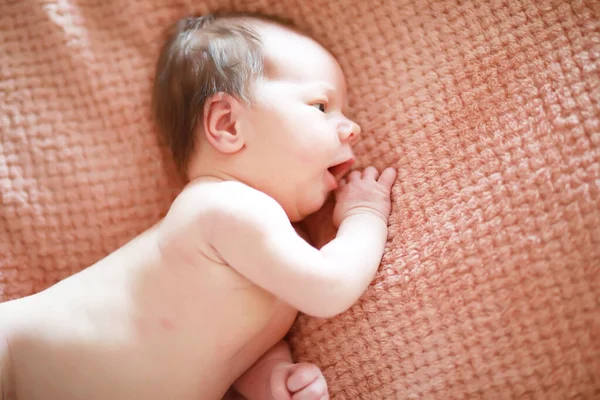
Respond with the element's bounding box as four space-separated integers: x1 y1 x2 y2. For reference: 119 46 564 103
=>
299 152 319 166
297 142 329 165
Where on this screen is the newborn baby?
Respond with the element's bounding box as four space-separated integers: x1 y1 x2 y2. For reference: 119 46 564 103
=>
0 13 396 400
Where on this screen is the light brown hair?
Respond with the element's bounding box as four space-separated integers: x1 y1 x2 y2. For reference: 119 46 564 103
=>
151 12 295 176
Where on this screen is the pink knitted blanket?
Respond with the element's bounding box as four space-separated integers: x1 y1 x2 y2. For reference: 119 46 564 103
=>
1 0 599 398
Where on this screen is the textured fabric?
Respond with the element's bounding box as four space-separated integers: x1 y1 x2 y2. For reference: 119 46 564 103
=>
1 0 599 398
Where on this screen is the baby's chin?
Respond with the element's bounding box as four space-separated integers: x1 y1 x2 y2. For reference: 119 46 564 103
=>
286 204 314 223
288 195 330 222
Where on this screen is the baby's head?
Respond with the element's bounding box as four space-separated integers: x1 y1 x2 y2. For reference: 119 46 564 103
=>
152 13 360 221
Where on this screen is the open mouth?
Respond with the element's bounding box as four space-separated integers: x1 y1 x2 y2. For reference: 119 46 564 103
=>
327 159 355 181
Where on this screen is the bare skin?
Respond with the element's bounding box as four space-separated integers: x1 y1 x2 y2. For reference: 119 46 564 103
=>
0 19 397 400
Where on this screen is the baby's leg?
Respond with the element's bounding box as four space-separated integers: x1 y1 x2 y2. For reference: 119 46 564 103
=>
233 340 328 400
232 340 293 399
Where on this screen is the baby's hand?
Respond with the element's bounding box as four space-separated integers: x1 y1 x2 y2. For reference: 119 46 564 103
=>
270 362 328 400
333 166 397 227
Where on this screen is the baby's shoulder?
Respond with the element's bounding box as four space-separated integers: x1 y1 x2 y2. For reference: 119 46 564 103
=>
166 179 285 228
158 180 287 259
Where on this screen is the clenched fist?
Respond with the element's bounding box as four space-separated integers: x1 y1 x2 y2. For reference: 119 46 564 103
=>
269 362 328 400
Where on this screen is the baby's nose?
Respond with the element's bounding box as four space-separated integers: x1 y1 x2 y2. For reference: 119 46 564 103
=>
339 120 361 143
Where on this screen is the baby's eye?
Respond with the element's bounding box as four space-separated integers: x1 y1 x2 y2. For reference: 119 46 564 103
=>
313 103 326 112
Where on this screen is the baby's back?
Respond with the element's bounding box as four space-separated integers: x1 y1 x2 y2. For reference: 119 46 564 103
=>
0 182 298 400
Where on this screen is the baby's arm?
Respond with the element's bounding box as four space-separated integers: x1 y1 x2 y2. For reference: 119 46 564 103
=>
232 340 326 400
209 166 396 318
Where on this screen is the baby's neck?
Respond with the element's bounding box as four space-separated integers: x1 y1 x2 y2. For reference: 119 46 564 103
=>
186 152 243 185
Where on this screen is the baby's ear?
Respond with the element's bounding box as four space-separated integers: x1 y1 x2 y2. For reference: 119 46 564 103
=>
202 92 245 154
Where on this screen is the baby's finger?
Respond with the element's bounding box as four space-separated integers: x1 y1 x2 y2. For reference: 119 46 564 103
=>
362 166 380 180
377 167 397 190
347 170 361 182
287 364 322 392
291 376 328 400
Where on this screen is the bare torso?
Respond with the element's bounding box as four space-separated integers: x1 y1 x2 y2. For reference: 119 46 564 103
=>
0 217 298 400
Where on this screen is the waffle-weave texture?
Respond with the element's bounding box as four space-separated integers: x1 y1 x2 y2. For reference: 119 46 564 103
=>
1 0 599 398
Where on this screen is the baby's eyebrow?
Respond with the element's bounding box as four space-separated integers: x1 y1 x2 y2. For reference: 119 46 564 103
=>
310 81 335 95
